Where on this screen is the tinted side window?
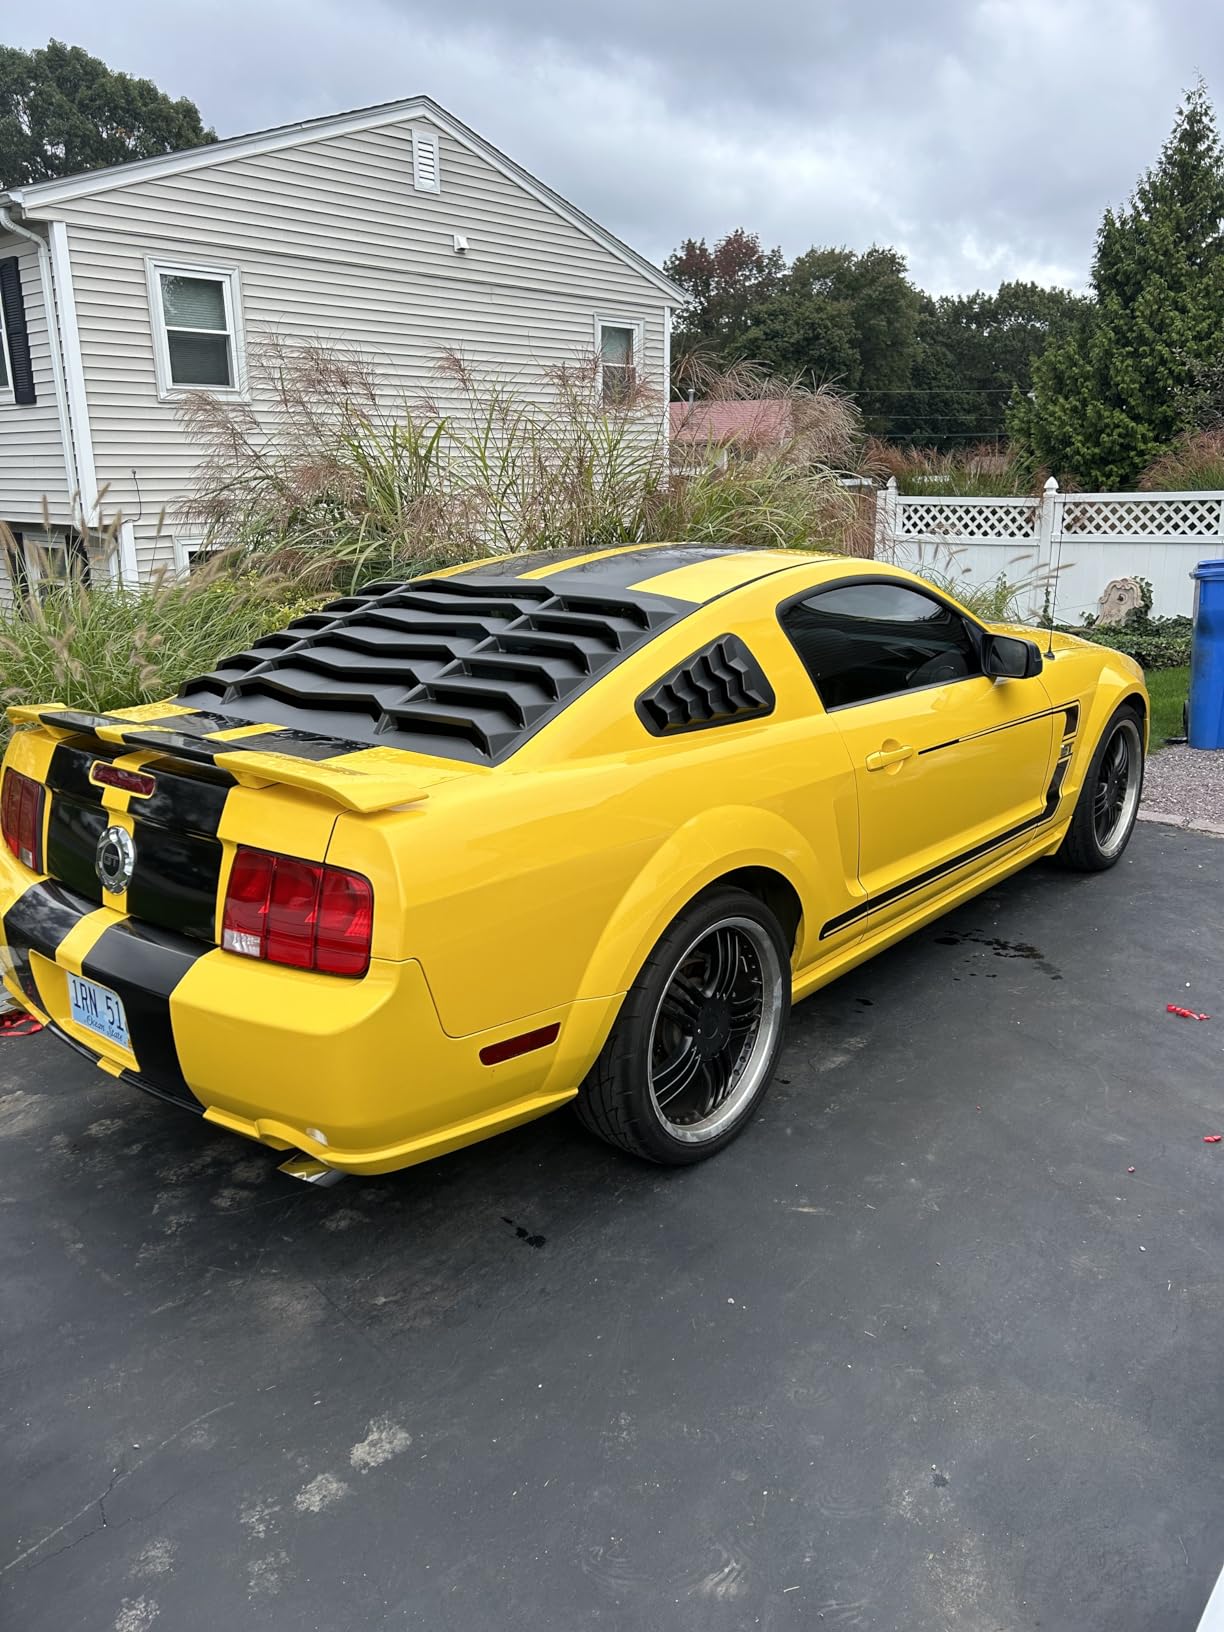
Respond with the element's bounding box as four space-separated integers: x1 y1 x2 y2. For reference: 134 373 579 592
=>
780 582 981 709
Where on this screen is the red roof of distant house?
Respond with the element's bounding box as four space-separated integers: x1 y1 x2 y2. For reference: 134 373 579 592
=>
669 399 793 445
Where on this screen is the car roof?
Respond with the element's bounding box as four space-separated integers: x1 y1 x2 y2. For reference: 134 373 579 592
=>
438 544 854 606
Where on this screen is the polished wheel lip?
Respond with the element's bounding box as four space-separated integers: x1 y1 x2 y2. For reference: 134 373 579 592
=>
1093 717 1143 859
646 914 785 1146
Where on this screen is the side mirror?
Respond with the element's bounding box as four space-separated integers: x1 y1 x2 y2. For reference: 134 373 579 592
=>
984 633 1044 680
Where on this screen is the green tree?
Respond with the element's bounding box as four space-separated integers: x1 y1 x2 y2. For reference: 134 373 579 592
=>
0 39 214 188
893 282 1087 447
1012 82 1224 486
665 229 786 355
742 245 922 432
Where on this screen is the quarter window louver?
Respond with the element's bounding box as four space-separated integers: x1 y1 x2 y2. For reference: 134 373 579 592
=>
413 130 441 193
635 635 776 736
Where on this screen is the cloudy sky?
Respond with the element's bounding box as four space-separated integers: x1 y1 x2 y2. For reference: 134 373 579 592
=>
12 0 1222 295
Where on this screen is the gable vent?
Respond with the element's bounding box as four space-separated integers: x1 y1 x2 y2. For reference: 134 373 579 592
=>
413 129 441 193
635 635 775 737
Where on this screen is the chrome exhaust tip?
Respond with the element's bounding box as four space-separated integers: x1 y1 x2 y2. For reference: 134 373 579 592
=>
278 1153 347 1187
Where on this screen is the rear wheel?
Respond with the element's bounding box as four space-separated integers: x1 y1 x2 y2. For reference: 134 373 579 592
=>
575 887 791 1165
1055 705 1145 871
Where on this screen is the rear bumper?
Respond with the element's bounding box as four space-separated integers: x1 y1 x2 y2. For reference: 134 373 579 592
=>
0 851 619 1174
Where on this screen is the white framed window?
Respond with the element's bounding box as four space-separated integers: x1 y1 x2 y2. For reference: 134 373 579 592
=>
595 316 642 406
171 536 223 576
146 260 245 398
412 129 441 193
18 526 91 590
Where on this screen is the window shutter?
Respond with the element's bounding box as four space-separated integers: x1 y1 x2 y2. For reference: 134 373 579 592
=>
0 257 36 405
412 129 441 193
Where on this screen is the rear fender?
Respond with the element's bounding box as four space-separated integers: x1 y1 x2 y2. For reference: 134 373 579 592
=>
574 804 830 1006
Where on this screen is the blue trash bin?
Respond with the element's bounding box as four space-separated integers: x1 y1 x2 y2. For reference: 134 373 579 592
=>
1188 558 1224 749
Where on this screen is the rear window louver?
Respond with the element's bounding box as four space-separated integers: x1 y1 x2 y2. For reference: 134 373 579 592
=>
635 635 775 736
176 576 684 763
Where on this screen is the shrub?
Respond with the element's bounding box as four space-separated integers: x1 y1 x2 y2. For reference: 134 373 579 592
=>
1139 430 1224 490
867 439 1043 496
1061 579 1192 668
181 341 861 591
1067 621 1192 669
0 555 301 741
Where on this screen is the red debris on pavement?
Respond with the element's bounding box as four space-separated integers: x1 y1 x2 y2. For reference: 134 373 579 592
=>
1167 1004 1210 1021
1127 1166 1136 1173
1204 1135 1222 1144
0 1012 42 1037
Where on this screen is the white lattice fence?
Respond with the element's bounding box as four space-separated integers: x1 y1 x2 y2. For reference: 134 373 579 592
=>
1058 493 1224 540
894 496 1040 542
876 479 1224 621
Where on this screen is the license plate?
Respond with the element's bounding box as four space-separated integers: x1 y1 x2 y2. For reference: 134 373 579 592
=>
67 973 130 1049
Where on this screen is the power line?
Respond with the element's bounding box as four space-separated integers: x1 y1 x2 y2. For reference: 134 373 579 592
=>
856 387 1017 395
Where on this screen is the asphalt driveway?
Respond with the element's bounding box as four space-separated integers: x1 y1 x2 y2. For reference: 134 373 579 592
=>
3 823 1223 1632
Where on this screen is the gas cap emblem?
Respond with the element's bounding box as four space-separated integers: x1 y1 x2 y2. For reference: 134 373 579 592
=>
95 826 135 894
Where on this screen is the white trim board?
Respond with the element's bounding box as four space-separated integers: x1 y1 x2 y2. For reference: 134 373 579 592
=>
46 221 100 535
6 97 686 304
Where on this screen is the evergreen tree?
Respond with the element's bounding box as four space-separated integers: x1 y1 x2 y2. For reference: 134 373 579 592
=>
1012 82 1224 486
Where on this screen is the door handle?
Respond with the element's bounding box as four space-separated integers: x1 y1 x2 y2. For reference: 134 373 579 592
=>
865 743 916 771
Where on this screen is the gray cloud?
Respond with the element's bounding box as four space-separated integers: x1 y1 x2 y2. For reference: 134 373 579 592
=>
11 0 1222 293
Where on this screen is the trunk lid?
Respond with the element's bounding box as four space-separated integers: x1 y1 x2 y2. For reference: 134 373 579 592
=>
9 703 471 947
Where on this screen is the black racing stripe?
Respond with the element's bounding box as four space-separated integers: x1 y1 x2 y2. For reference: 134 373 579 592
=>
209 728 359 762
116 723 372 767
821 785 1065 940
44 761 230 940
47 739 109 803
120 1067 205 1117
46 795 107 905
2 879 92 1006
530 545 734 591
126 823 222 942
39 708 194 736
134 759 232 834
80 920 204 1108
129 709 245 738
445 549 605 580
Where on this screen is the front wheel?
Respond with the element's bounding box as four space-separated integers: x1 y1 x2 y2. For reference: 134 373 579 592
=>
574 886 791 1165
1055 704 1145 871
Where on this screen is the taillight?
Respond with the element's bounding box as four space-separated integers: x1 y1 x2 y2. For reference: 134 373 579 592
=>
222 846 372 978
1 769 46 872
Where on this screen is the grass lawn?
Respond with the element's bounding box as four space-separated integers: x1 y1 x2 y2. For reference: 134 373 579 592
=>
1146 666 1188 748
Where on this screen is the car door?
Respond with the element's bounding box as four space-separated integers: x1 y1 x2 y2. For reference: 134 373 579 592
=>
778 577 1058 933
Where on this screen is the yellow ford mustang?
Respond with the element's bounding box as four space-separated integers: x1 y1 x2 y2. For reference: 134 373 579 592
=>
1 545 1147 1178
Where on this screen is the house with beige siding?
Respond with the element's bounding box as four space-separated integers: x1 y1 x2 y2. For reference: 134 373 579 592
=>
0 95 683 593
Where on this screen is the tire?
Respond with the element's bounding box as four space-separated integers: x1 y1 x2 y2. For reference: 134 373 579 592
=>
574 886 791 1165
1055 703 1145 872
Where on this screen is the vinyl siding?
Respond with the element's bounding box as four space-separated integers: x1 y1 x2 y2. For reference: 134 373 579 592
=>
0 233 73 526
42 119 671 577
